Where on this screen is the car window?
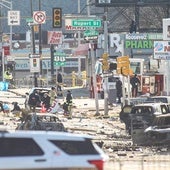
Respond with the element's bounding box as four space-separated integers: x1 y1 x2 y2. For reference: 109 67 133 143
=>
50 139 99 155
0 138 44 156
161 105 168 114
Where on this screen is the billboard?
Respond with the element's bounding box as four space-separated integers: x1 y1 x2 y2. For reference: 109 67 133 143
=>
154 41 170 60
163 18 170 41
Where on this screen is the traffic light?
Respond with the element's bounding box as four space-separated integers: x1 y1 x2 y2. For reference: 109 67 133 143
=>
33 58 37 67
53 8 62 28
102 53 109 71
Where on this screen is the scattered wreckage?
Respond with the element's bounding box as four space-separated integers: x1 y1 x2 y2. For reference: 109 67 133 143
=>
119 102 170 145
144 113 170 146
16 112 66 132
120 102 170 134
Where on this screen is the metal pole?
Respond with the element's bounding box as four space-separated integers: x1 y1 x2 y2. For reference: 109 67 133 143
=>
30 0 37 87
2 48 4 82
39 0 42 86
91 41 100 115
9 1 12 54
77 0 81 77
104 7 109 116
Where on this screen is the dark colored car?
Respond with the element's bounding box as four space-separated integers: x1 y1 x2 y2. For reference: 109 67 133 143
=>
144 113 170 145
16 112 66 132
119 103 170 134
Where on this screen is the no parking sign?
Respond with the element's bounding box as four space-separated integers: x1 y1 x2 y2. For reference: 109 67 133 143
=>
33 11 46 24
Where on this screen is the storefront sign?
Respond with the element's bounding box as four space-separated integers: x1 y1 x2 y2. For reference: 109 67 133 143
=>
125 40 153 49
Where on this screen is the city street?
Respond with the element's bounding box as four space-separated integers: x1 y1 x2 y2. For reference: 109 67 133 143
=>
0 87 169 169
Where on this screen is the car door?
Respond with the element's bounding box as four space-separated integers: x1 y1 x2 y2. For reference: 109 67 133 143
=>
0 137 51 169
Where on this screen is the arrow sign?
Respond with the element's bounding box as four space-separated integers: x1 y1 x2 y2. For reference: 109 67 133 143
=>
8 11 20 26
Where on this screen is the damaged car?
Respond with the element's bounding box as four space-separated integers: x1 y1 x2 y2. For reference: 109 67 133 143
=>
16 112 66 132
144 113 170 146
119 103 170 135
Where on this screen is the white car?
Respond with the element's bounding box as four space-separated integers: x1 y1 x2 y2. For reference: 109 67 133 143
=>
0 130 108 170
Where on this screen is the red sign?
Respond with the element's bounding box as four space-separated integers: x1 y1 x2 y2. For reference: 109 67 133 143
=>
47 31 62 44
3 46 10 56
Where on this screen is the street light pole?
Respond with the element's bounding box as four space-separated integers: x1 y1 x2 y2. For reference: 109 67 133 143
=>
39 0 42 86
103 7 109 116
30 0 38 87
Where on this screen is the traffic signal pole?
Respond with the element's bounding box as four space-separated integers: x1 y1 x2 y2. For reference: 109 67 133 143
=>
103 7 109 116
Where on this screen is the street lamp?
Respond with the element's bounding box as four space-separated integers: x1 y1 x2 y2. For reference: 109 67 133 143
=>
0 0 12 82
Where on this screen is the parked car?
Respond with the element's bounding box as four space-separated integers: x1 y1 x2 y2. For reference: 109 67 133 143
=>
144 113 170 145
119 103 170 135
16 112 66 132
0 130 108 170
25 87 51 110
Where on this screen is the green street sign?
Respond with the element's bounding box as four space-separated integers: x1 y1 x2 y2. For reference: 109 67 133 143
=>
26 18 34 23
72 19 101 27
84 30 99 37
54 52 66 67
54 62 66 66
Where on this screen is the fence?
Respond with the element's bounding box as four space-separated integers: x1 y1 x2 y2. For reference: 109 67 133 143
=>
13 71 87 88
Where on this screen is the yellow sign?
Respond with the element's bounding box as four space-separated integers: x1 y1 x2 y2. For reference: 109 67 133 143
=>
116 56 130 75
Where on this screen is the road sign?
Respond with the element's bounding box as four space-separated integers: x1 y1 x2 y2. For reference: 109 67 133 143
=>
72 19 101 27
54 52 66 66
8 11 20 26
26 18 34 23
29 54 40 58
33 11 46 24
84 30 99 40
84 30 99 36
30 58 40 73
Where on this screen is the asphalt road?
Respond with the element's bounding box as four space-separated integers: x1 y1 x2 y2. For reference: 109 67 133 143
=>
1 87 170 170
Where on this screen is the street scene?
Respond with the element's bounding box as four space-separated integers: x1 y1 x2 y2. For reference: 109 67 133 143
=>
1 0 170 170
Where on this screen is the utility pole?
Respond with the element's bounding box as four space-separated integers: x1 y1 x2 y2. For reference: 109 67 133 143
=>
30 0 38 87
39 0 42 86
86 0 100 115
103 7 109 116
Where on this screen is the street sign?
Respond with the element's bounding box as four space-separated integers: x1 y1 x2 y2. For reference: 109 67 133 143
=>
33 11 46 24
72 19 101 27
29 54 40 58
54 52 66 66
26 18 34 23
84 30 99 36
84 30 99 40
8 10 20 26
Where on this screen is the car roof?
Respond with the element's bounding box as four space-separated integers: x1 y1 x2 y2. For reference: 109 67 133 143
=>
1 130 93 140
134 102 169 107
29 87 50 93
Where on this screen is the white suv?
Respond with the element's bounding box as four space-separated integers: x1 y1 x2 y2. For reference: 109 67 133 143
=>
0 130 108 170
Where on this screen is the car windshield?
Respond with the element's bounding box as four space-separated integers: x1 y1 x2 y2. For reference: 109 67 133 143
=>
147 97 168 103
131 106 153 116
